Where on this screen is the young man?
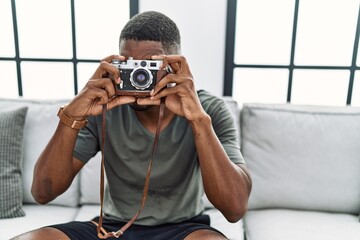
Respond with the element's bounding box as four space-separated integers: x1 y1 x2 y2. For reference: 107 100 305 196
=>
13 11 251 240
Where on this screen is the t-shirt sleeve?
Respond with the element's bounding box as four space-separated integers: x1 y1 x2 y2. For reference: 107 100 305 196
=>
199 90 245 165
73 116 101 164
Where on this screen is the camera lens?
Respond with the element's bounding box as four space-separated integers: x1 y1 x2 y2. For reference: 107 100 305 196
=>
130 68 153 90
136 72 147 83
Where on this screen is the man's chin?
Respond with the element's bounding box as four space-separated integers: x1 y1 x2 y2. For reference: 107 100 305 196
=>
128 102 153 111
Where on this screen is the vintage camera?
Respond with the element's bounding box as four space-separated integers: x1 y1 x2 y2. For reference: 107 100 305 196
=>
111 58 164 97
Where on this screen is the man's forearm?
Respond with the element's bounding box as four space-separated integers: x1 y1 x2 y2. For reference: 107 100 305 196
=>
190 114 252 222
31 122 81 204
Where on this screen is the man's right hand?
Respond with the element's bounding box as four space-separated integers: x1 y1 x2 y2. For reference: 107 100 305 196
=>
31 55 136 204
63 55 136 121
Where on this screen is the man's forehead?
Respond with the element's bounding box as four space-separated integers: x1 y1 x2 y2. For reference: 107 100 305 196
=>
120 39 165 59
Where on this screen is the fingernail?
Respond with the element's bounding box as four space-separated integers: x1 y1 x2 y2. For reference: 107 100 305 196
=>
150 89 154 96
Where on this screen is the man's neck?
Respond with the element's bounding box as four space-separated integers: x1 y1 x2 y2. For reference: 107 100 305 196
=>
135 106 175 134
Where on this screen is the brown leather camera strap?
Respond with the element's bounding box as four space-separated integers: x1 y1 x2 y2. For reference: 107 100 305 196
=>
91 98 165 239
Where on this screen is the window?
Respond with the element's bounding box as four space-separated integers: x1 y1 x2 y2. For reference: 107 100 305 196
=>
224 0 360 106
0 0 138 99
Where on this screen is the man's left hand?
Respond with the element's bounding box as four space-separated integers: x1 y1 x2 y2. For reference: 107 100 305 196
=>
137 55 207 122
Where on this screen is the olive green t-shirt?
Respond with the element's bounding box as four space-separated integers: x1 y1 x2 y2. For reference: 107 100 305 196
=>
74 90 244 225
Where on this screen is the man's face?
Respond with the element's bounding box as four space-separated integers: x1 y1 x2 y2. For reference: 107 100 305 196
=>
120 39 166 111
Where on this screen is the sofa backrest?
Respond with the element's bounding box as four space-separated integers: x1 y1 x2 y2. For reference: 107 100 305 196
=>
0 98 79 207
0 96 241 209
241 103 360 214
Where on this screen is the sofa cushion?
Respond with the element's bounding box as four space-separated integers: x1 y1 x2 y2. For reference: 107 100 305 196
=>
222 96 241 136
241 103 360 214
244 209 360 240
205 208 245 240
1 204 79 239
0 107 28 219
79 152 103 204
0 98 80 207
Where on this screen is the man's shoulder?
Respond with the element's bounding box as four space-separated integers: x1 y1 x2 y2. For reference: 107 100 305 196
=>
197 89 216 99
197 89 225 111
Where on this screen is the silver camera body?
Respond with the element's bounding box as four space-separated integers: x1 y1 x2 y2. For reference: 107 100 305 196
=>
112 58 163 96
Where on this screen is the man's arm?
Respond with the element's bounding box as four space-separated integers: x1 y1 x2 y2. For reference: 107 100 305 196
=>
31 55 136 204
190 115 252 222
138 55 252 222
31 123 84 204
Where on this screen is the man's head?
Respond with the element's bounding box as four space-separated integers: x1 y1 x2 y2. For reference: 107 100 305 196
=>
118 11 181 112
119 11 181 55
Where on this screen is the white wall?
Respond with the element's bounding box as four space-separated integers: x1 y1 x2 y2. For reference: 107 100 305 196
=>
139 0 227 97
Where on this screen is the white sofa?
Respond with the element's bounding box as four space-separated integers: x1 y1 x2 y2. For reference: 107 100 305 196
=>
0 97 243 240
240 103 360 240
1 97 360 240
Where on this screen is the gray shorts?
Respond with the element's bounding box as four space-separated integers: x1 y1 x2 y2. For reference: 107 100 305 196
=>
49 214 226 240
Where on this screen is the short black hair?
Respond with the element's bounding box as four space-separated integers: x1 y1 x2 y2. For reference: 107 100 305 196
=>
119 11 181 54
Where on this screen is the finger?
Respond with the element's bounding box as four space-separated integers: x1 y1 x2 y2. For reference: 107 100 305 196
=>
161 55 190 74
107 96 136 109
85 86 111 105
151 55 165 60
151 85 181 100
152 55 181 73
91 55 125 83
153 72 189 96
152 73 176 95
92 61 121 84
100 55 125 63
136 97 161 106
87 78 116 98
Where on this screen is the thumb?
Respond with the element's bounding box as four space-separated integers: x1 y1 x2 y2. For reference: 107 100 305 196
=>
136 98 160 106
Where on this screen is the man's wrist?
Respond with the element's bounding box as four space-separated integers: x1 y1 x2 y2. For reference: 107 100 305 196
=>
189 113 211 129
57 106 88 130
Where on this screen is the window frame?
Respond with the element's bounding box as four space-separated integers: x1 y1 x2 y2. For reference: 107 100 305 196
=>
223 0 360 105
0 0 139 97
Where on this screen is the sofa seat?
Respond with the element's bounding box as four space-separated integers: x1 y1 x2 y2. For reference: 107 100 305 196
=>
244 209 360 240
0 96 245 239
1 205 79 239
2 204 244 239
205 208 244 240
3 97 359 239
